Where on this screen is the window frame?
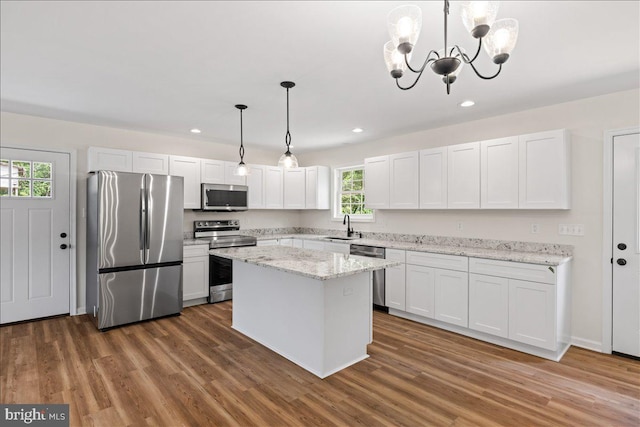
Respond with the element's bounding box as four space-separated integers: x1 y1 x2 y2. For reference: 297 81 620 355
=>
0 158 54 199
332 165 375 222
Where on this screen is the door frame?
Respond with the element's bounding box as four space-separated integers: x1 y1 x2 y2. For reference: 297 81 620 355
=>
2 145 78 316
602 126 639 354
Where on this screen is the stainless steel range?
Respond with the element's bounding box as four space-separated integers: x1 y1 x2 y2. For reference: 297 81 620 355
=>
194 220 256 303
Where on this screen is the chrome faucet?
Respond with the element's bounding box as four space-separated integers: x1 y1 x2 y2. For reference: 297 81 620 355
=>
343 214 354 237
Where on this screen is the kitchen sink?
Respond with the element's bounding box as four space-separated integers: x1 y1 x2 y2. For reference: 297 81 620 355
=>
323 236 359 241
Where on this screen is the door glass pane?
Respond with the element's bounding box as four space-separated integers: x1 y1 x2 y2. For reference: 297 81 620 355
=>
0 159 9 177
33 162 52 179
33 180 52 198
14 179 31 197
0 178 9 196
12 161 31 178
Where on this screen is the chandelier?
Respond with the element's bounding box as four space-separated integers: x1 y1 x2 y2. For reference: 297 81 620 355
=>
233 104 250 176
277 81 299 169
383 1 518 94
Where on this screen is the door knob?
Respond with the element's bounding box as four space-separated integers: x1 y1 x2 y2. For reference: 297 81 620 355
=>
60 232 67 238
617 243 627 250
616 258 627 266
60 244 68 250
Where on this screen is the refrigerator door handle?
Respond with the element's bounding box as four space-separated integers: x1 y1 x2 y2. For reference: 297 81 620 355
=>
145 186 151 263
140 188 146 264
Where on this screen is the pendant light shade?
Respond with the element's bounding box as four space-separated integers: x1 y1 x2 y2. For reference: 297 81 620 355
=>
278 81 299 169
234 104 251 176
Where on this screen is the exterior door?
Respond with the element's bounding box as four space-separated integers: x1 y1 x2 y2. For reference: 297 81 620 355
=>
1 148 71 323
612 132 640 357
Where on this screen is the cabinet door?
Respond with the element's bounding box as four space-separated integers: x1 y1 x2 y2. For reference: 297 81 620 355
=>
225 161 247 186
169 155 201 209
87 147 132 172
434 269 468 327
279 238 293 247
419 147 448 209
481 137 519 208
508 279 556 350
264 166 284 209
303 239 325 251
305 166 330 209
292 239 304 248
201 159 225 184
385 249 406 311
183 246 209 302
247 164 265 209
324 242 350 254
469 273 509 338
257 239 279 246
132 151 169 175
305 166 318 209
518 129 571 209
447 142 480 208
389 151 419 209
405 264 435 318
364 155 390 209
283 168 306 209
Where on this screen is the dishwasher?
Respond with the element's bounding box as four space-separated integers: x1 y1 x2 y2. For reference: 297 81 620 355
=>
350 244 387 311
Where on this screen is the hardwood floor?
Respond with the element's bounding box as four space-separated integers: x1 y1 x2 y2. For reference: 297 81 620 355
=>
1 302 638 426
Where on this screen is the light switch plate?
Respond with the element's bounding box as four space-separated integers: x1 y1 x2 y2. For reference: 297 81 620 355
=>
559 224 585 236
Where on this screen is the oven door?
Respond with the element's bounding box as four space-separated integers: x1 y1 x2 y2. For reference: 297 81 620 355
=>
209 254 233 303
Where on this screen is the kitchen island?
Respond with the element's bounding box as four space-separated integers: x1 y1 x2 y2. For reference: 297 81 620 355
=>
209 245 400 378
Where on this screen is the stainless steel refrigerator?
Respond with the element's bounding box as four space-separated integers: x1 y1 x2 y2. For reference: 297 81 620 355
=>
86 170 184 330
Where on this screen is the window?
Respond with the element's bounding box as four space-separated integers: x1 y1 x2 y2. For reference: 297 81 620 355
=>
334 166 373 221
0 159 53 198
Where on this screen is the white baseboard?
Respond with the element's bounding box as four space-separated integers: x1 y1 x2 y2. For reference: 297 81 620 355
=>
74 306 87 316
571 336 604 353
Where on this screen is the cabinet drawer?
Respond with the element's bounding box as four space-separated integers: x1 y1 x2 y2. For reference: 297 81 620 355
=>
469 257 556 284
406 251 468 272
184 245 209 258
386 249 406 262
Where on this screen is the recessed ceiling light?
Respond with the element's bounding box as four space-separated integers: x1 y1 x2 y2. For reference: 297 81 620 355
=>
352 128 364 133
190 128 201 134
460 100 475 107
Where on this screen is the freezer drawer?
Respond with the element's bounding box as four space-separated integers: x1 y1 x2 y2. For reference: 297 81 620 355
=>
92 265 182 330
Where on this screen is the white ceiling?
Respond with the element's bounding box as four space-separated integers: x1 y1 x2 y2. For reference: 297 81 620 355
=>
1 1 639 154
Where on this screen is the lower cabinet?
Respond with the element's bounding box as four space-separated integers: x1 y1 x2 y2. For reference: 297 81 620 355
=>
469 273 509 338
434 269 468 327
405 264 436 318
323 242 350 254
508 278 556 350
183 245 209 304
385 249 406 311
303 239 325 251
257 239 279 246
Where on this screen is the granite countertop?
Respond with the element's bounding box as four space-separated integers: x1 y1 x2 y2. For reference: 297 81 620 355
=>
209 246 400 281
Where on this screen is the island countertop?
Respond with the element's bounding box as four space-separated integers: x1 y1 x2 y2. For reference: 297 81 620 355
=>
210 246 400 281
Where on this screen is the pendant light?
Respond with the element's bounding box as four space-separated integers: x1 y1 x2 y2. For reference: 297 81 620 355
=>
277 81 299 169
233 104 250 176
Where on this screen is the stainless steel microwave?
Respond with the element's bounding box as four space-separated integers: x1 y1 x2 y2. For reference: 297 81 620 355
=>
201 183 248 211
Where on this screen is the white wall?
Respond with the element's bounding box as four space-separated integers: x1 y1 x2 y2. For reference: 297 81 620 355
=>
299 88 640 350
0 111 299 313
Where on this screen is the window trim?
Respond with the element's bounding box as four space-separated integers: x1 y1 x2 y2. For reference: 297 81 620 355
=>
332 165 375 222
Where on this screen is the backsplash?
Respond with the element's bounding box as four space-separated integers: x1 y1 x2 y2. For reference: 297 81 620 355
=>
237 227 574 257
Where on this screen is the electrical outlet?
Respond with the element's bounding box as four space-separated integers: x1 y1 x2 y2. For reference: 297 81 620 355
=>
531 223 540 234
457 222 464 231
559 224 585 236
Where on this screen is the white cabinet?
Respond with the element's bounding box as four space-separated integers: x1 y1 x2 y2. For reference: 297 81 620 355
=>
434 269 468 327
518 129 571 209
169 155 201 209
247 165 265 209
283 168 306 209
364 155 390 209
183 245 209 304
468 273 509 338
278 238 294 247
224 161 247 186
305 166 330 209
448 142 480 208
303 239 326 251
419 147 448 209
389 151 419 209
324 242 350 254
87 147 132 172
385 249 406 311
481 136 519 209
405 264 436 318
292 238 304 248
264 166 284 209
132 151 169 175
201 159 225 184
509 279 557 350
257 239 279 246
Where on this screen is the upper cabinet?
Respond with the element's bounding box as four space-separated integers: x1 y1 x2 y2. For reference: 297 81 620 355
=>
247 164 265 209
448 142 480 209
364 155 390 209
283 168 306 209
224 161 247 186
305 166 330 210
264 166 284 209
519 129 571 209
201 159 225 184
132 151 169 175
480 136 519 209
419 147 447 209
87 147 132 173
169 155 201 209
389 151 419 209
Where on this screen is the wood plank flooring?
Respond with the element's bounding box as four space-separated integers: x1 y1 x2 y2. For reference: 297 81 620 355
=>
1 302 638 426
